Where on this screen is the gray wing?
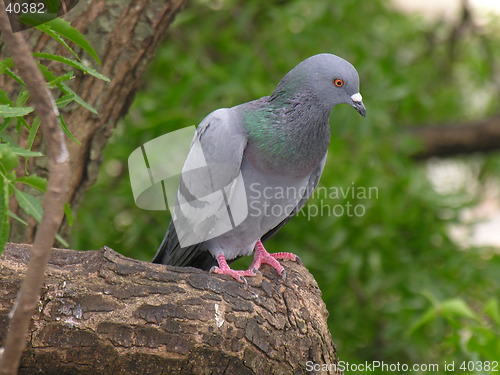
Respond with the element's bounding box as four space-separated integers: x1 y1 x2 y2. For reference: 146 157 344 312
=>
153 108 248 269
261 153 327 243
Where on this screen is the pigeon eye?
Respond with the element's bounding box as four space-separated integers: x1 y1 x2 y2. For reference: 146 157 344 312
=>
333 79 344 87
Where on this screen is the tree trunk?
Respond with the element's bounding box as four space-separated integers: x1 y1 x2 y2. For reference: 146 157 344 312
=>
1 0 185 243
0 243 340 375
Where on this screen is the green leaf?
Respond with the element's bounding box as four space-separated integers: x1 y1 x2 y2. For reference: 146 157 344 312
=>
11 147 43 158
0 144 19 172
0 104 34 118
40 18 102 65
15 175 47 192
55 233 69 247
0 58 14 74
484 298 500 325
439 299 479 321
0 129 16 145
33 53 109 82
58 115 80 145
16 116 23 134
0 176 10 254
421 289 440 306
59 84 98 114
8 210 28 226
37 66 77 101
16 89 30 107
5 68 26 87
55 93 76 108
407 308 436 335
0 89 13 105
44 0 60 14
26 117 41 151
36 23 80 62
40 63 98 114
0 120 11 140
37 62 57 81
24 117 42 173
408 297 479 336
14 188 42 223
64 202 74 227
47 72 74 88
19 13 57 29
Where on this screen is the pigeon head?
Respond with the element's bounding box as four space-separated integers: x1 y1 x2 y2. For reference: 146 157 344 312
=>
272 53 366 117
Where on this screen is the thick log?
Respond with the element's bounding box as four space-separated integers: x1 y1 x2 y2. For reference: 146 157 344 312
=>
0 243 340 375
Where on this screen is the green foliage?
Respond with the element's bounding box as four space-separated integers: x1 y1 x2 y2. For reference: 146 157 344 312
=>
410 294 500 362
72 0 500 370
37 18 102 64
0 104 34 117
0 17 107 252
32 53 109 81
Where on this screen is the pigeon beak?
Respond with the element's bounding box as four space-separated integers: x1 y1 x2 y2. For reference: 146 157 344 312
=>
351 93 366 117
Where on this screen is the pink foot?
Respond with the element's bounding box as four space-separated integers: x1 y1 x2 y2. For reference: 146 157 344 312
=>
209 240 300 282
210 253 257 282
249 239 299 276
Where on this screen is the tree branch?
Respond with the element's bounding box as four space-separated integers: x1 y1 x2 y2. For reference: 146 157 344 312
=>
0 243 340 375
410 115 500 159
0 5 71 374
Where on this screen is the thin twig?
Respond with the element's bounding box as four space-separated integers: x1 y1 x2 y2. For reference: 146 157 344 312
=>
0 3 70 374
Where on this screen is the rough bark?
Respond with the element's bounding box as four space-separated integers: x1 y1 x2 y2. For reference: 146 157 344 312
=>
0 243 340 375
1 0 186 243
410 115 500 159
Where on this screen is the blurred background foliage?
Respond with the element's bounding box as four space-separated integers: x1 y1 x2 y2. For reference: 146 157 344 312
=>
71 0 500 371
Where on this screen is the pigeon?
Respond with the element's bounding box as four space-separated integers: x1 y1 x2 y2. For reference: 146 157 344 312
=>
153 53 366 282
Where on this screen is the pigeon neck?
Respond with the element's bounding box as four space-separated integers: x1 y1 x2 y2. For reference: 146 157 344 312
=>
244 95 331 175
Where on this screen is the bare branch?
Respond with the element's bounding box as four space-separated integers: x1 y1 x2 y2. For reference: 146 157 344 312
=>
0 4 71 374
410 116 500 159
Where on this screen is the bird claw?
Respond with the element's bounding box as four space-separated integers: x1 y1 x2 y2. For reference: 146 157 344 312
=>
252 268 261 276
249 239 302 279
210 265 256 283
210 243 300 283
